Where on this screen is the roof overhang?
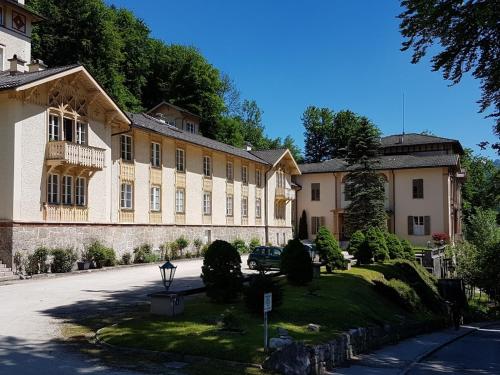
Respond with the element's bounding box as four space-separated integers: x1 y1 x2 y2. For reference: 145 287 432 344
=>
14 65 130 129
273 149 301 175
147 101 201 119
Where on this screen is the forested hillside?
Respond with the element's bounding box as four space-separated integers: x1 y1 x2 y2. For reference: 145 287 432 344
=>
28 0 302 160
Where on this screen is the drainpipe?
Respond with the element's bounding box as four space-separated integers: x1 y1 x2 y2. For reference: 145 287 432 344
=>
264 166 272 245
391 169 396 233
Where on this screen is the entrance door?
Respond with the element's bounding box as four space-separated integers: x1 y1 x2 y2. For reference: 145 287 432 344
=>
63 118 73 142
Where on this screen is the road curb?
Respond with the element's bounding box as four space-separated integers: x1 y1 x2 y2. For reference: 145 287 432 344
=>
400 321 499 374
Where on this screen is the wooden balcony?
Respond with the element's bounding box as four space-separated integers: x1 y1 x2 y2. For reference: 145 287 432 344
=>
275 187 295 201
44 205 88 222
46 141 105 170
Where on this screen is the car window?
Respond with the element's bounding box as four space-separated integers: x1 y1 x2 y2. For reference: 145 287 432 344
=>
271 248 281 256
264 248 271 256
254 247 263 255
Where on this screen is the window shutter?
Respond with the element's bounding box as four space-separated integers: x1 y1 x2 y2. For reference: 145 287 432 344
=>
408 216 413 235
424 216 431 235
320 217 325 227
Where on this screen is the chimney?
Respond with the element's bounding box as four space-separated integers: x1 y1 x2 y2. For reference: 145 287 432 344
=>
28 59 47 72
245 142 253 151
8 55 26 75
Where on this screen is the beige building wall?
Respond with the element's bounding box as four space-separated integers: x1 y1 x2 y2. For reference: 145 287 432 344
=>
0 94 15 220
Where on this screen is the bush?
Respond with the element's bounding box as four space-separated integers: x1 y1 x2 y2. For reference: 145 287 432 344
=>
193 238 203 257
122 252 132 265
232 238 249 254
366 227 389 263
432 232 450 245
244 273 284 313
87 241 116 268
201 240 244 303
13 251 24 274
373 277 421 311
133 244 153 264
348 231 371 263
314 226 345 272
201 244 209 257
280 238 313 285
25 247 50 275
175 236 189 257
169 242 180 260
385 233 404 259
400 239 415 261
218 308 243 332
249 237 261 252
50 248 77 273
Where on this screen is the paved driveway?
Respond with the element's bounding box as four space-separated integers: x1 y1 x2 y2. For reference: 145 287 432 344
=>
0 256 248 374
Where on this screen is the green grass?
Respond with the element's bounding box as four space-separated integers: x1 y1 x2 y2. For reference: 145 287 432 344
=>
98 267 436 364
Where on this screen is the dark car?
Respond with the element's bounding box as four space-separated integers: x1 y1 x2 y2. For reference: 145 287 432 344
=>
247 246 282 270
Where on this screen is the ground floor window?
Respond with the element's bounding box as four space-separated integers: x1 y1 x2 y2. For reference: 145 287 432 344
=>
62 176 73 205
408 215 430 236
175 189 185 213
150 186 161 212
256 198 262 218
121 183 133 209
311 216 325 235
48 174 59 204
75 177 86 206
241 197 248 217
226 194 233 216
203 192 211 215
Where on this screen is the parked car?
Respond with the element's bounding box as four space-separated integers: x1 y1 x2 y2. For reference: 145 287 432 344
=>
247 246 282 270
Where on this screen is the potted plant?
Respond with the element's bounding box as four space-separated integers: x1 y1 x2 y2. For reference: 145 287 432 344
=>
77 248 92 270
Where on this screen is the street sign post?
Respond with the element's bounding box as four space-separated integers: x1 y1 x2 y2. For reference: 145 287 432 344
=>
264 293 272 350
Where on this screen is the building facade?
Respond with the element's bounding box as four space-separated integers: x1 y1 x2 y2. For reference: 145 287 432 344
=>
295 134 464 246
0 9 300 266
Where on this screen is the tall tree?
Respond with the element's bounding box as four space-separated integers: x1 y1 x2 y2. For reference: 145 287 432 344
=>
399 0 500 152
303 106 334 163
282 135 303 163
298 210 308 240
330 110 362 158
344 118 386 235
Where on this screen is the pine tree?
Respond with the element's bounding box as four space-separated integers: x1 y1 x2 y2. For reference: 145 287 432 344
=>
314 226 345 272
298 210 308 240
344 118 387 236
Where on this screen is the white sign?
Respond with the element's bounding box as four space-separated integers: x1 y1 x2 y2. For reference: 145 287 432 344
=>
264 293 272 313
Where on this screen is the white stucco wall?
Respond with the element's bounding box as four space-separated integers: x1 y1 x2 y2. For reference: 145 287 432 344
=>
0 95 15 220
0 5 34 70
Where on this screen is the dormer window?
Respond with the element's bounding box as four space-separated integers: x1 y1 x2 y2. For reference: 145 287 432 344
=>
186 122 195 133
12 11 26 34
0 7 4 27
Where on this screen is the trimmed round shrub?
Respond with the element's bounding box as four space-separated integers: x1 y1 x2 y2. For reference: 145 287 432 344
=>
244 274 283 314
232 238 249 254
385 233 404 259
280 238 313 285
201 240 244 303
50 248 77 273
373 277 421 311
314 226 345 272
401 239 415 261
366 227 389 263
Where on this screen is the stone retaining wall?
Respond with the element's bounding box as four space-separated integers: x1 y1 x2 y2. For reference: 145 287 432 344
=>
0 223 292 268
263 319 446 375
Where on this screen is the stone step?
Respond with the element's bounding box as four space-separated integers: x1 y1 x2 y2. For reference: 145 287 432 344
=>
0 263 7 268
0 270 14 277
0 274 18 282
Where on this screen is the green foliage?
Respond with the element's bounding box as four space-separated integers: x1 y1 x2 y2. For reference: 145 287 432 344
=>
314 226 345 271
249 238 261 252
168 242 180 260
366 227 389 263
347 230 365 254
243 274 284 314
303 106 335 163
464 208 499 248
87 241 116 268
193 238 203 257
201 240 244 303
175 236 189 256
400 239 415 261
133 244 153 264
298 210 308 240
121 252 132 265
232 238 249 254
343 118 386 235
399 1 500 149
201 244 209 257
218 308 243 332
385 233 404 259
454 241 479 288
373 278 421 311
13 251 24 274
476 241 500 303
280 238 313 285
50 248 78 273
25 247 50 275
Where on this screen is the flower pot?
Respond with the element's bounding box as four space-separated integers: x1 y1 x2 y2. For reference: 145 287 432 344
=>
77 261 91 271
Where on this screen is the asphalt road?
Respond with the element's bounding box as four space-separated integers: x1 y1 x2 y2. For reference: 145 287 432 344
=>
408 323 500 374
0 256 248 375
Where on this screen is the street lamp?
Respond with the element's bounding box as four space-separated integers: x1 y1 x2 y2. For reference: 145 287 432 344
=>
159 261 177 291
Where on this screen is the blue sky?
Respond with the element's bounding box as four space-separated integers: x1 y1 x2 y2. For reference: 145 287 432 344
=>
108 0 497 159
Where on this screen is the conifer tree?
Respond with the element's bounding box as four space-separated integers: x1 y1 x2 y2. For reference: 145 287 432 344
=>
344 118 387 236
298 210 308 240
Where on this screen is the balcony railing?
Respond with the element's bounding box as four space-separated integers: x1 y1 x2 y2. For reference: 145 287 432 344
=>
44 205 88 222
46 141 105 170
275 187 295 201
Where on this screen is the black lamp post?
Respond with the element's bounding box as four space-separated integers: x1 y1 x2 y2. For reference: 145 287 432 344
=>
159 261 177 291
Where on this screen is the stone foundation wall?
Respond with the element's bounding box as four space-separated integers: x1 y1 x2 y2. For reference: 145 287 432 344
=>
1 223 292 269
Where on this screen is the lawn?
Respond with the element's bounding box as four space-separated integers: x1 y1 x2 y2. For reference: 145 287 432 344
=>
98 267 436 364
